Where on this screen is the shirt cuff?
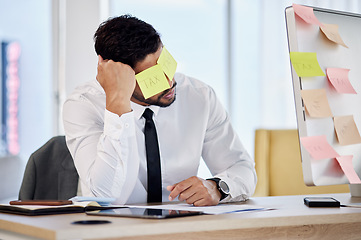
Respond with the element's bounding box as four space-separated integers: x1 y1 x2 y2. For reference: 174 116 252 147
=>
103 109 135 140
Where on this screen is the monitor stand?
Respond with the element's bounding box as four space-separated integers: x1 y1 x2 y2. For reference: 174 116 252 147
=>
349 184 361 197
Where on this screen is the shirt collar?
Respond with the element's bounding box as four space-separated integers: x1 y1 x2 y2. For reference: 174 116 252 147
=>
131 101 160 120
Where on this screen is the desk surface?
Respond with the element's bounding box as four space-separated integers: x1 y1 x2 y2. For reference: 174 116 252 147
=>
1 193 361 240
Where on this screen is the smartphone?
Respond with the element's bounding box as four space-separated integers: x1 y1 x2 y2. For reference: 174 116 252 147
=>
304 197 340 207
9 200 73 206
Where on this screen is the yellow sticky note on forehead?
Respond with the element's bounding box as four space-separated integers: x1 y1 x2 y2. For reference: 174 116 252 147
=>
135 64 170 99
157 47 177 80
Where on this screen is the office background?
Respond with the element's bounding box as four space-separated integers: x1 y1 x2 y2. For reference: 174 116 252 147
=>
0 0 360 198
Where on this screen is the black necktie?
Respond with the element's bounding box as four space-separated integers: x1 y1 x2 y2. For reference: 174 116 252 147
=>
142 108 162 203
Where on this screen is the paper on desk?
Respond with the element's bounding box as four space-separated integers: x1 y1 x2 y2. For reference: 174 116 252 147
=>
125 202 266 215
69 196 116 206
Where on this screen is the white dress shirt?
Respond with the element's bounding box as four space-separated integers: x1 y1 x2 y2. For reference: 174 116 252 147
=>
63 73 257 204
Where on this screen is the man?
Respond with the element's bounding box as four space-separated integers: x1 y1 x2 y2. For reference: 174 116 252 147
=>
63 15 257 206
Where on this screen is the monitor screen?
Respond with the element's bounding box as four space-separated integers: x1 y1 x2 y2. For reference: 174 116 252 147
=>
285 5 361 196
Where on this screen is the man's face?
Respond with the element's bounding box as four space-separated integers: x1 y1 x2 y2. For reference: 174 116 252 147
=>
132 46 176 107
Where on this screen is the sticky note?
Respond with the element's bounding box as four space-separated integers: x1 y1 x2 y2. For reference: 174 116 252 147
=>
301 89 333 118
320 24 348 48
292 4 323 27
157 47 177 81
334 115 361 146
290 52 325 77
336 155 361 184
326 68 356 94
135 64 170 99
300 135 340 160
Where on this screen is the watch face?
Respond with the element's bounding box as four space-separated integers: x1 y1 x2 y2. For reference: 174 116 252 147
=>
219 180 230 194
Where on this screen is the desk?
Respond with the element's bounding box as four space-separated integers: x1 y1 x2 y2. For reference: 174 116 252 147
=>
1 193 361 240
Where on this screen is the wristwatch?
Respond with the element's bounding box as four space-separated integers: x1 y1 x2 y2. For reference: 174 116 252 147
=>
207 178 230 201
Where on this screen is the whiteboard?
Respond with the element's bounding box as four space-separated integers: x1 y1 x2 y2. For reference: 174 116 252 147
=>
285 5 361 187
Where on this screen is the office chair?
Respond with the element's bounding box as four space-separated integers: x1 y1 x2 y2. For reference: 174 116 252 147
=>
18 136 79 200
254 129 349 196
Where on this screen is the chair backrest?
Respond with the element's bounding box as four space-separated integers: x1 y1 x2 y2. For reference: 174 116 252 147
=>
254 129 349 196
18 136 79 200
0 155 24 202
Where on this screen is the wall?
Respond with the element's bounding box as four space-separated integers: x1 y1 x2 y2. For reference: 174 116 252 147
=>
0 0 53 201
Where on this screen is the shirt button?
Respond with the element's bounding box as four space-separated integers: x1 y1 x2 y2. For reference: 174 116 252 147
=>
124 123 130 128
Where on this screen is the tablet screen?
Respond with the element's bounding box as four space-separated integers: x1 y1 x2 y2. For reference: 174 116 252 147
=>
86 207 203 219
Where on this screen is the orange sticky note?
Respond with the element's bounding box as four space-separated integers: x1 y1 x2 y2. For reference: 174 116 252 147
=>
300 135 340 160
292 4 323 27
334 115 361 146
336 155 361 184
301 89 333 118
326 68 356 94
320 24 348 48
290 52 325 77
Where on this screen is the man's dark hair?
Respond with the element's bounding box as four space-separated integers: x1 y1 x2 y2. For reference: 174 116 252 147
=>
94 15 161 68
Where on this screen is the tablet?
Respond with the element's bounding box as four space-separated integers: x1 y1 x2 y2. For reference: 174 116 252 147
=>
86 207 203 219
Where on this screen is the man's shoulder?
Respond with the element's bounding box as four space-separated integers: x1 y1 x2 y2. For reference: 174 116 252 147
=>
175 73 212 93
66 80 104 101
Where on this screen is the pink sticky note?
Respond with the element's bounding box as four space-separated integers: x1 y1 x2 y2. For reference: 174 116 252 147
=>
293 4 324 27
300 135 340 160
336 155 361 184
326 68 356 94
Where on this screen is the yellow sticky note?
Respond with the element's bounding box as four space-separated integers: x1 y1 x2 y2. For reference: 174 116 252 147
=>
320 24 348 48
334 115 361 146
135 64 170 99
301 89 333 118
157 47 177 80
290 52 325 77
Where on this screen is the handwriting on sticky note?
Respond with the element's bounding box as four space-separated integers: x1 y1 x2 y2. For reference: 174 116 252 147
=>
300 135 340 160
320 23 348 48
334 115 361 146
290 52 325 77
336 155 361 184
157 47 177 81
301 89 333 118
326 68 356 94
135 64 170 99
292 4 323 27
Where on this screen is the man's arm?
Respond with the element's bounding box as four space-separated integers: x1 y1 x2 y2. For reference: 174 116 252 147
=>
167 86 257 206
201 87 257 202
63 56 141 204
97 55 135 116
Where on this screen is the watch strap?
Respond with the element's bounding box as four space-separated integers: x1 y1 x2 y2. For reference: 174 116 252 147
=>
207 177 228 201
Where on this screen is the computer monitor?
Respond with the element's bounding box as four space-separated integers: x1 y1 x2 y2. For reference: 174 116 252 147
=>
285 5 361 197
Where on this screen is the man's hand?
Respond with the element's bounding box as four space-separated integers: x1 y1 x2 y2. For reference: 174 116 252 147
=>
167 176 222 206
97 55 136 116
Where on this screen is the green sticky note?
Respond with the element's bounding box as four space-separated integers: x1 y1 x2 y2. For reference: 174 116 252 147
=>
135 64 170 99
290 52 325 77
157 47 177 80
